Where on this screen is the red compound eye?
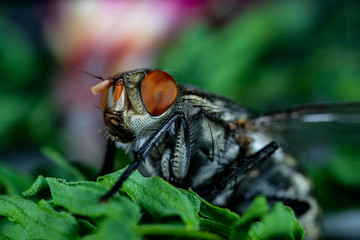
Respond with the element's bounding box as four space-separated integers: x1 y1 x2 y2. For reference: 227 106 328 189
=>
140 70 178 116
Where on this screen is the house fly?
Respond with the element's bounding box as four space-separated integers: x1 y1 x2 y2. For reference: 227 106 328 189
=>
89 69 360 239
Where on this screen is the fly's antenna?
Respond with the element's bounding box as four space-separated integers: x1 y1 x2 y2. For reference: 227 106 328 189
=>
75 68 114 95
76 68 105 81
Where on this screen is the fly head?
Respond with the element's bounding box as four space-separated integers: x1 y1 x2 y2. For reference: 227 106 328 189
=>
90 69 179 144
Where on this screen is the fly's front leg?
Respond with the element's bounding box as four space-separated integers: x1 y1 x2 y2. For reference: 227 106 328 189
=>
101 112 189 200
161 116 191 185
99 140 116 176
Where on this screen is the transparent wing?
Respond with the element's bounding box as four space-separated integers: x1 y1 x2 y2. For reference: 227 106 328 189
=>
250 103 360 169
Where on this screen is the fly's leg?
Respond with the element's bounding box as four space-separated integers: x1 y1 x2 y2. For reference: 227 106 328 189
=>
99 140 116 176
161 117 191 184
167 116 191 185
100 157 141 201
199 141 278 201
100 112 189 200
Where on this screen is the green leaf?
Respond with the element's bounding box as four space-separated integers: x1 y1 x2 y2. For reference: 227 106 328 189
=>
236 196 269 226
22 175 49 198
230 196 269 240
77 218 96 237
0 195 78 240
0 221 31 240
135 224 225 240
98 169 200 229
200 218 231 237
230 197 304 240
0 162 33 195
252 202 305 240
179 189 201 213
83 218 142 240
46 178 140 220
194 190 240 225
41 147 86 181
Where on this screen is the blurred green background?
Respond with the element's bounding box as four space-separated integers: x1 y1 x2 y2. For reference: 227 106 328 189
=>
0 0 359 238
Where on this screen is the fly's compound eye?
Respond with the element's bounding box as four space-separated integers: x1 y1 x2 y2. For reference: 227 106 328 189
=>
140 70 178 116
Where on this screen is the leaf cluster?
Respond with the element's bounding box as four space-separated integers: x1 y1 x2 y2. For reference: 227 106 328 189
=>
0 160 304 240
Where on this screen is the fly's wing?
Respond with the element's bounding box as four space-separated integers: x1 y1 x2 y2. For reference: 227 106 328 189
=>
250 103 360 170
